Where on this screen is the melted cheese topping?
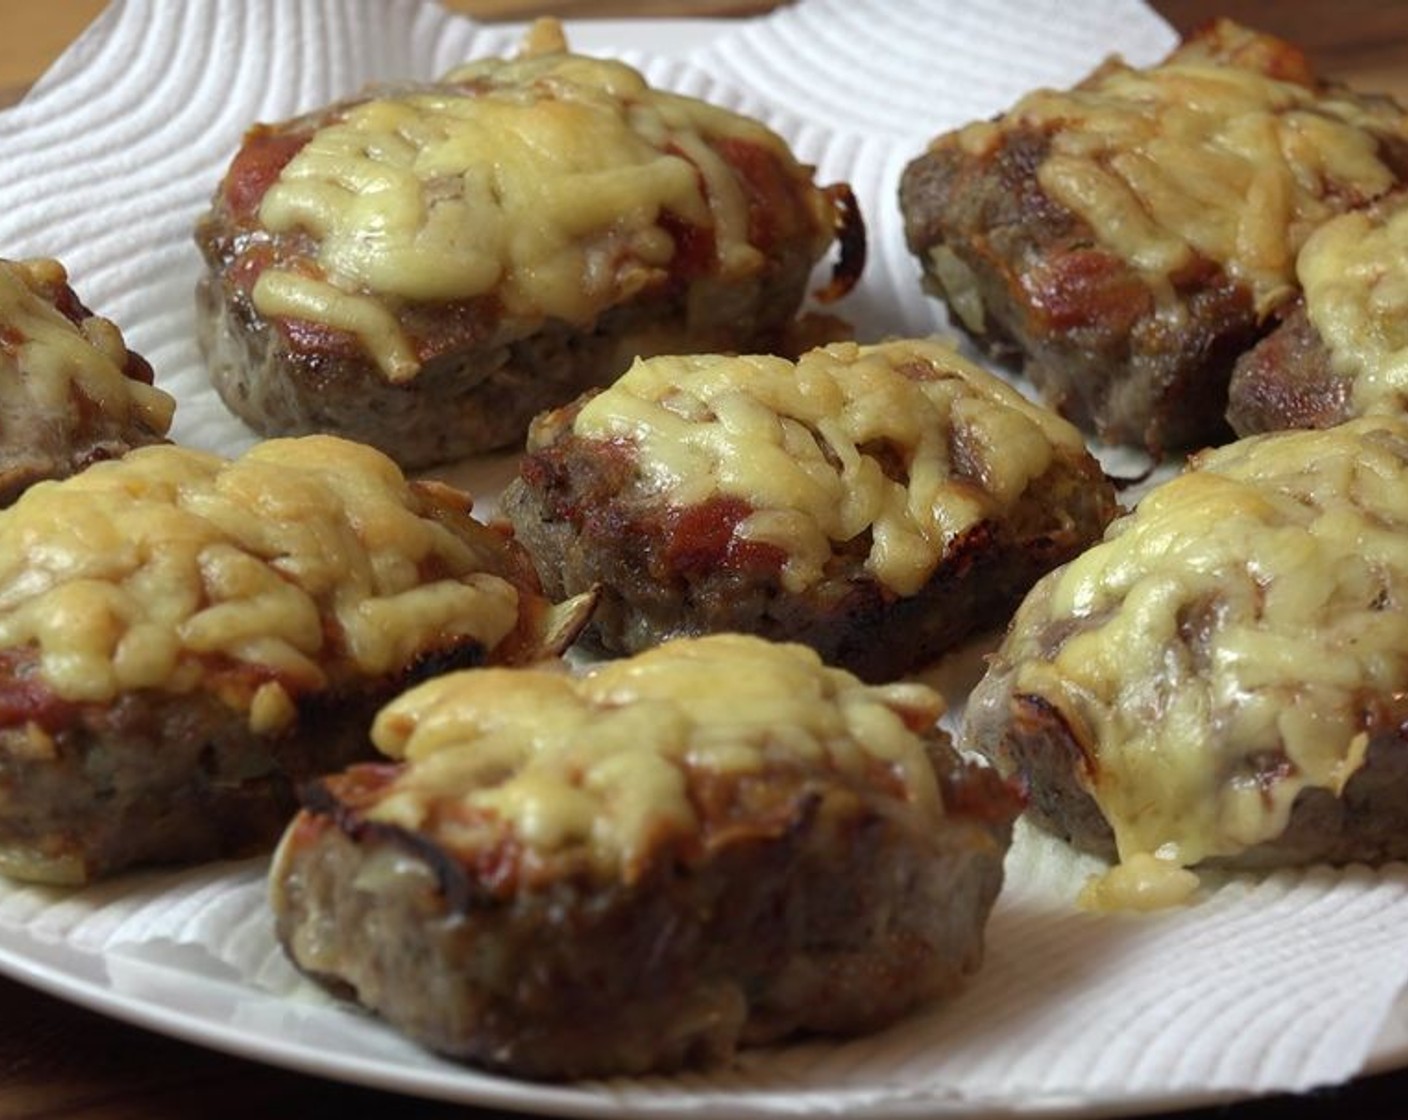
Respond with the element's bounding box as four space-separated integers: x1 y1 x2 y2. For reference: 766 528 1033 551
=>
1297 195 1408 414
253 27 817 382
0 436 523 727
956 24 1406 317
571 338 1091 596
0 258 174 438
367 634 946 880
1008 416 1408 881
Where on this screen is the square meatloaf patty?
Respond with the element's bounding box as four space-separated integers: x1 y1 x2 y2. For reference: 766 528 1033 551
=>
964 417 1408 909
502 337 1118 682
900 19 1408 454
271 634 1022 1079
195 20 862 469
0 435 590 884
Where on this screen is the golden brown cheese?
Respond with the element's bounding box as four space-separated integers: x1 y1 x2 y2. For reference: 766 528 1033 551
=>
0 436 523 729
253 23 822 382
1008 417 1408 890
1297 195 1408 413
0 258 174 439
572 338 1090 596
366 634 946 880
953 24 1406 318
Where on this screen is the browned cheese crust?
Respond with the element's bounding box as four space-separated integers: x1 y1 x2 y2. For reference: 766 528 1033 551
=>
271 636 1021 1079
963 418 1408 887
0 258 174 505
194 25 862 469
502 339 1117 682
899 20 1408 455
0 436 590 884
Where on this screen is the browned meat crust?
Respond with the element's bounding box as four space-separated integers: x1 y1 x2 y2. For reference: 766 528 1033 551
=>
1225 298 1351 436
272 708 1020 1079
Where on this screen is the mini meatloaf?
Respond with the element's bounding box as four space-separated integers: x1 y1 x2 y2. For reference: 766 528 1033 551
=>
964 417 1408 908
0 257 174 505
194 20 862 470
0 435 590 885
899 19 1408 455
501 337 1119 682
1228 189 1408 435
271 633 1021 1079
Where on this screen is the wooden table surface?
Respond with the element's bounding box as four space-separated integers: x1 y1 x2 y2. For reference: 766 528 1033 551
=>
2 2 1408 1118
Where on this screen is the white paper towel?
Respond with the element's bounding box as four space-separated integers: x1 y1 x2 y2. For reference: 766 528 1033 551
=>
1 1 1406 1115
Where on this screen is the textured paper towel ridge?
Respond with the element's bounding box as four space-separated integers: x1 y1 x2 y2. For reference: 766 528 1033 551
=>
0 1 1406 1115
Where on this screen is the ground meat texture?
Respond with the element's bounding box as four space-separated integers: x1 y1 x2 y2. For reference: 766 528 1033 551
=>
501 339 1118 683
0 258 174 505
961 418 1408 902
899 20 1408 455
194 24 862 470
269 636 1021 1079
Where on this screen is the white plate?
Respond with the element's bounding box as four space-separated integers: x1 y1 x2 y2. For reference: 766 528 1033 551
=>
0 842 1404 1120
2 1 1408 1116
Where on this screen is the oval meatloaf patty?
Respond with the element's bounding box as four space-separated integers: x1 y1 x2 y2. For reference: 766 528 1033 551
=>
501 336 1118 682
194 19 862 470
0 257 174 505
0 435 591 885
271 633 1021 1080
1227 189 1408 436
899 19 1408 455
963 417 1408 906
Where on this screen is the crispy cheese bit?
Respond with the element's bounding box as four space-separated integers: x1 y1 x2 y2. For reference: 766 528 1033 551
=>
368 634 947 884
252 30 828 381
954 21 1405 319
0 258 174 437
1297 197 1408 415
1010 417 1408 883
571 337 1091 597
0 436 523 724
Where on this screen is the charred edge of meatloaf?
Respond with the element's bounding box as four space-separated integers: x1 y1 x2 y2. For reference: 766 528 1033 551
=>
0 641 492 884
501 444 1115 684
1225 298 1352 436
273 738 1017 1080
193 236 822 471
967 656 1408 870
898 129 1257 454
